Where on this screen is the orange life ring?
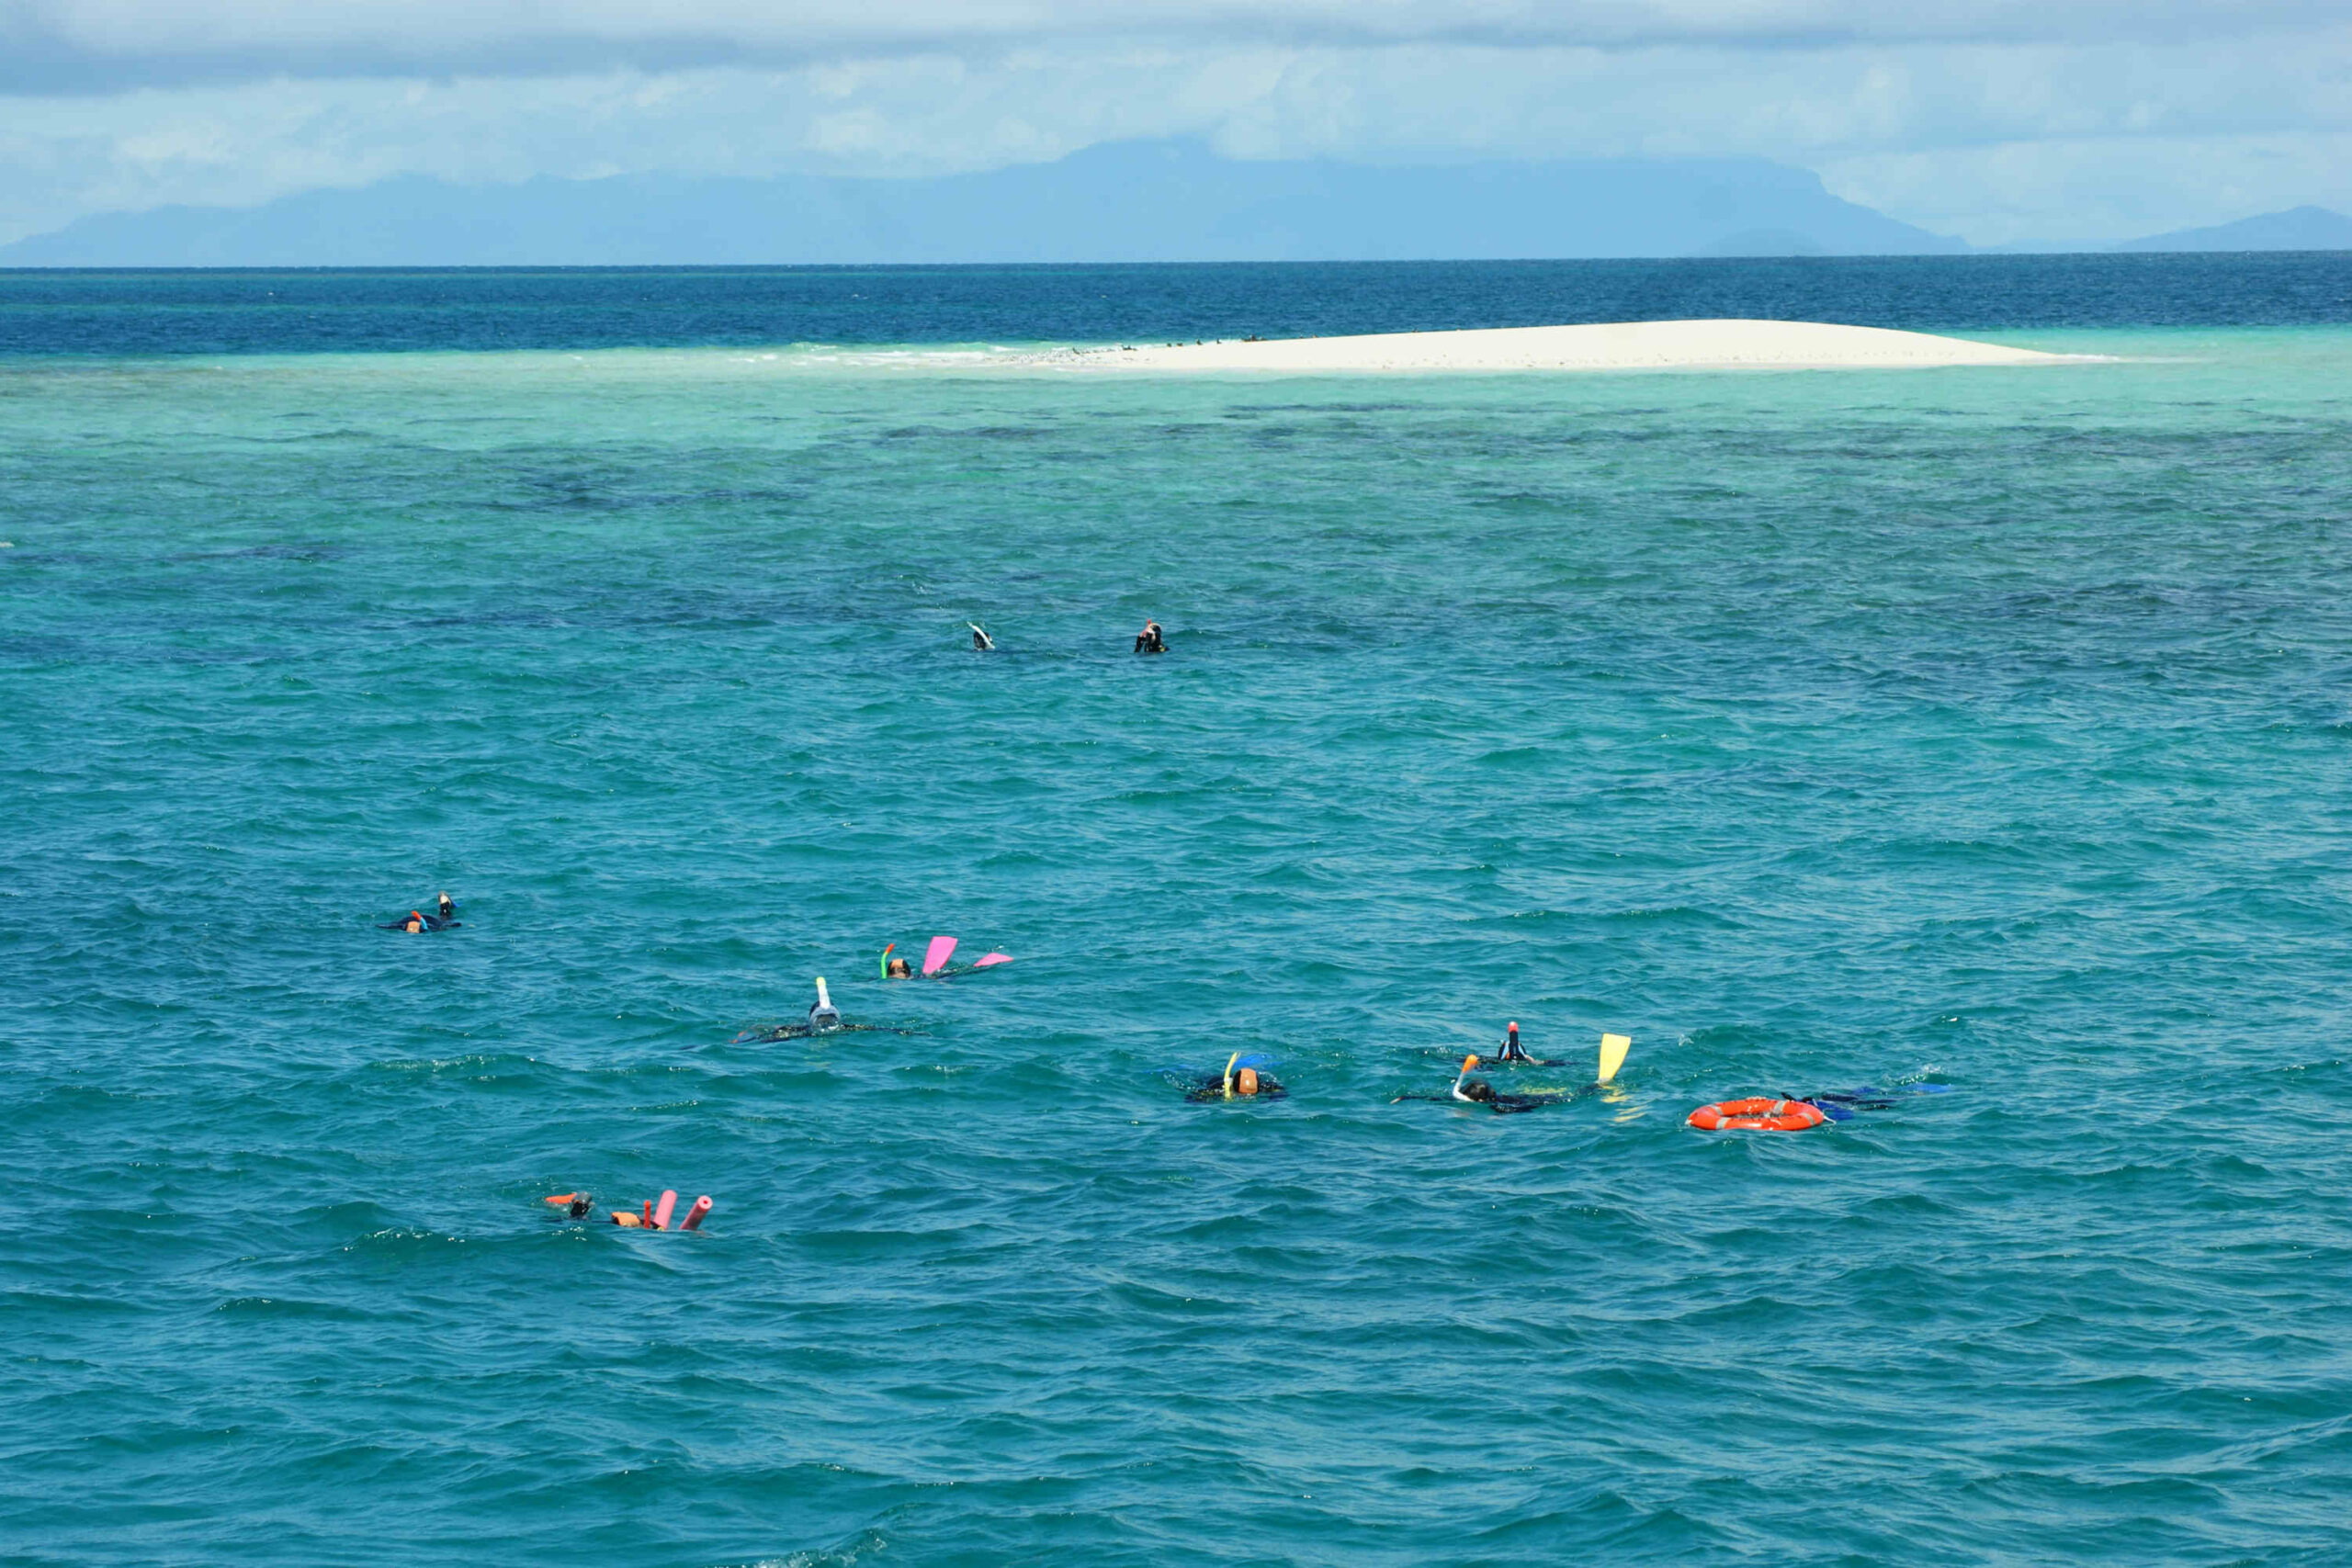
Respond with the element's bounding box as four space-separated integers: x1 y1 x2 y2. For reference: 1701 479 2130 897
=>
1687 1097 1826 1132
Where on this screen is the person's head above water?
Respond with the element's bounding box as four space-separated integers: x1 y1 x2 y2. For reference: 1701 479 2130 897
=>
1236 1066 1260 1096
436 893 455 918
1461 1079 1498 1101
403 911 424 932
886 956 913 978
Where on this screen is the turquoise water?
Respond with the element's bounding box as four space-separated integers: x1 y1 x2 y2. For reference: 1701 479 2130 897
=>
6 315 2352 1565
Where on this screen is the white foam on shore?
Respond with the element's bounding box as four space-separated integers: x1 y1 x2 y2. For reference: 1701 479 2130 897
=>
1029 319 2094 374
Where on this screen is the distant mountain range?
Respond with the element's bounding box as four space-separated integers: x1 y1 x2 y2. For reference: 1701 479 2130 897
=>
1 140 2344 266
2110 205 2352 253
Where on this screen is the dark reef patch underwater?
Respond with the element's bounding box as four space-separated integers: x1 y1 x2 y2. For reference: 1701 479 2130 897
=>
3 258 2351 1565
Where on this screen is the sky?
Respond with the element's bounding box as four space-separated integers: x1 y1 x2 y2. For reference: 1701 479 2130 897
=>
1 1 2346 248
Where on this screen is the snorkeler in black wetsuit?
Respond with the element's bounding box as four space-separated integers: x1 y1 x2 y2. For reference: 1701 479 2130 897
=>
1393 1055 1568 1114
970 623 995 652
1134 619 1166 655
379 908 458 932
1182 1057 1285 1102
726 978 928 1044
1783 1084 1953 1120
732 1021 894 1042
379 894 460 932
1489 1021 1570 1066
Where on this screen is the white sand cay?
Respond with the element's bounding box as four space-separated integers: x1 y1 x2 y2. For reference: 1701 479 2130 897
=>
1060 318 2085 373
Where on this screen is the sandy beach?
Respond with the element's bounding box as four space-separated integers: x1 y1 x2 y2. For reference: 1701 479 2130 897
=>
1060 318 2082 372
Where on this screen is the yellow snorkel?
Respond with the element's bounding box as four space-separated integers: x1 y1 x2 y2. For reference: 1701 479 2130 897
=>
1223 1052 1240 1100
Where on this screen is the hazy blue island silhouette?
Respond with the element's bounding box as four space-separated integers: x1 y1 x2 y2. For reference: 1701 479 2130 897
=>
4 139 2345 267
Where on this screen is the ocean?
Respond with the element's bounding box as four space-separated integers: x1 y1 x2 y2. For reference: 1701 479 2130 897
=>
4 255 2350 1566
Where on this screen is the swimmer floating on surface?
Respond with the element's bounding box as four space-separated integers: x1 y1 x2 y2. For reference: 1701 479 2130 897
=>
1395 1033 1632 1114
970 623 995 652
883 937 1013 978
1492 1021 1569 1066
378 893 460 932
727 976 927 1044
546 1190 712 1230
1391 1055 1566 1114
1172 1052 1286 1102
1786 1083 1955 1121
1134 619 1166 655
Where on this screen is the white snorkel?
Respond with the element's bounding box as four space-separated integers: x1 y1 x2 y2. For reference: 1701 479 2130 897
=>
808 976 842 1031
1451 1055 1481 1102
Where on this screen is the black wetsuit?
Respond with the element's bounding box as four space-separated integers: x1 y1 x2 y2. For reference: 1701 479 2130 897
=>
1394 1078 1566 1114
728 1021 926 1043
1185 1076 1286 1102
378 915 460 931
1135 625 1166 654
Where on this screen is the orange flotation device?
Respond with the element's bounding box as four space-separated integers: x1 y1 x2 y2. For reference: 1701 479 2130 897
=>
1687 1097 1826 1132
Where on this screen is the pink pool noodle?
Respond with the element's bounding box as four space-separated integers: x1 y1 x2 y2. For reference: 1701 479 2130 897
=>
922 935 956 976
680 1196 712 1231
974 953 1012 967
652 1190 677 1231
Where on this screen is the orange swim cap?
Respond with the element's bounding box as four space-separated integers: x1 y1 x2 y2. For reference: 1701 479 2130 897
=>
1236 1067 1260 1095
543 1192 578 1206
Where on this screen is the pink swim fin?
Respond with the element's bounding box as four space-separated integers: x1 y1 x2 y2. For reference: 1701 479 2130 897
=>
922 936 957 976
974 953 1012 967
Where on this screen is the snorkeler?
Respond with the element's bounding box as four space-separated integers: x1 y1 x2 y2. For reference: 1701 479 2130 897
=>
1393 1055 1567 1114
1787 1084 1954 1121
378 896 459 932
1182 1052 1286 1102
542 1191 595 1220
970 623 995 652
603 1191 713 1230
887 936 1012 977
726 976 929 1044
1134 619 1166 655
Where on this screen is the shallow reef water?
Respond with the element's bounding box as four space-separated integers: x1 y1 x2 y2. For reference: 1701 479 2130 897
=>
3 261 2351 1565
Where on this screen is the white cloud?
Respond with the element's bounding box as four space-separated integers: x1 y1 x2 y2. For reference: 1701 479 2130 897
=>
3 0 2342 91
0 5 2345 247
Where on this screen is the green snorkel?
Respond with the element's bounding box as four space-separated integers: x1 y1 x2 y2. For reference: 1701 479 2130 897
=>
879 942 896 979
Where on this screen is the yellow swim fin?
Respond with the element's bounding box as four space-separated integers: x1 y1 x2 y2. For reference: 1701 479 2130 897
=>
1598 1033 1631 1084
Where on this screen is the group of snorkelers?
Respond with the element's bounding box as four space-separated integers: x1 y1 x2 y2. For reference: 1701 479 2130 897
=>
965 618 1167 655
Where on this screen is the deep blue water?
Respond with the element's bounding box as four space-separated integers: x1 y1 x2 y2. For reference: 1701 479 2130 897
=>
4 265 2352 1567
3 252 2351 358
